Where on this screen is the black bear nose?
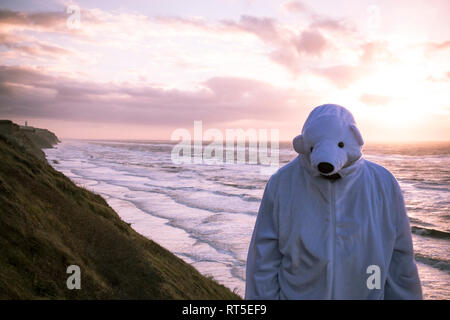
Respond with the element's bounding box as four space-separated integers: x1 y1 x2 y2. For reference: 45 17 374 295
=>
318 162 334 174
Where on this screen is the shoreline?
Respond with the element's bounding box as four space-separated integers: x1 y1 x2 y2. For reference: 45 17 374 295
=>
0 121 240 299
45 144 247 297
45 139 450 299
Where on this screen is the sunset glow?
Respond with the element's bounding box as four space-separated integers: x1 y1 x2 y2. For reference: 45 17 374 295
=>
0 0 449 141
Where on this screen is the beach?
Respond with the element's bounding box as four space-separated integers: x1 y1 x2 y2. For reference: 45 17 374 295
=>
45 140 450 299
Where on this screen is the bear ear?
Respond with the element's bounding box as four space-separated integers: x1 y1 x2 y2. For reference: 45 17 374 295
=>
293 134 305 154
350 124 364 146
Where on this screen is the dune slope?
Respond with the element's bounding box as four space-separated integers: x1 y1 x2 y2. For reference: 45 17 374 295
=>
0 121 239 299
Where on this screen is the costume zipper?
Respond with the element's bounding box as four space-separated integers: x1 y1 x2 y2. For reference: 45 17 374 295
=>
330 181 336 299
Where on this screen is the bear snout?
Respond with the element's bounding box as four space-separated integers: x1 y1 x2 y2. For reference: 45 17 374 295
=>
318 162 334 174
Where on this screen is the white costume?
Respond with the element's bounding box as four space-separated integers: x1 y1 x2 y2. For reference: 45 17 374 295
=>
245 104 422 299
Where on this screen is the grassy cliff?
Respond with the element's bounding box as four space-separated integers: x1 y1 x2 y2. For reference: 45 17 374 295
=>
0 120 59 161
0 120 239 299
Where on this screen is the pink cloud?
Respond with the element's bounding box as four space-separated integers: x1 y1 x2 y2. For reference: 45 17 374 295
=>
0 8 101 31
282 1 308 14
1 40 72 58
0 66 308 126
222 15 284 45
317 65 362 88
423 40 450 56
360 93 392 106
430 40 450 50
0 9 94 60
0 8 351 78
269 47 302 74
294 29 327 56
310 18 355 35
360 41 393 64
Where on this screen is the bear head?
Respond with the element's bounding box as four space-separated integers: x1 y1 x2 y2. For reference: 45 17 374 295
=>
293 104 364 180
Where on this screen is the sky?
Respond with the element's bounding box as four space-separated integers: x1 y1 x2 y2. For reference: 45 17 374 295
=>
0 0 449 141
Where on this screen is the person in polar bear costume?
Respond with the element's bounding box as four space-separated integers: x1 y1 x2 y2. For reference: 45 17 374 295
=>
245 104 422 299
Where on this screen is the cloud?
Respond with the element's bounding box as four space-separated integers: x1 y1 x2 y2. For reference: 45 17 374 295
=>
282 1 355 35
423 40 450 58
156 14 285 46
269 47 302 74
0 8 355 80
0 9 73 34
316 65 362 88
313 41 393 87
282 1 308 14
426 40 450 51
360 93 392 106
0 9 89 60
222 15 329 74
360 41 393 64
221 15 285 45
219 7 356 77
310 18 354 34
0 8 101 32
0 6 434 101
0 40 73 58
294 29 327 56
221 15 334 73
0 9 63 26
0 66 305 126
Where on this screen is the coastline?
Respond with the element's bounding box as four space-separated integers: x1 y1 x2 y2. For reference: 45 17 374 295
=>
0 121 239 299
45 139 450 300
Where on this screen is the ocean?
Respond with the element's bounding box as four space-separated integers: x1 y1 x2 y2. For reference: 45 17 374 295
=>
44 140 450 299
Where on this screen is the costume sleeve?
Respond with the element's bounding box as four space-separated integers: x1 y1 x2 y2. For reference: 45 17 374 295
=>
245 176 282 299
384 179 423 300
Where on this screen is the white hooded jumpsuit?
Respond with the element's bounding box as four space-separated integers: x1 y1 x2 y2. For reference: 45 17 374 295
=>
245 105 422 300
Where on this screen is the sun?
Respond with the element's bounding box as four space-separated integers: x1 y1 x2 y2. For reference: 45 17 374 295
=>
358 61 444 122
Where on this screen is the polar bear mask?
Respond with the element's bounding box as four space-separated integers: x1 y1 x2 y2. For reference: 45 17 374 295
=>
293 104 364 179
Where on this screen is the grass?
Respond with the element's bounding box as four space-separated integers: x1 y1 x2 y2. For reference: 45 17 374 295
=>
0 121 240 299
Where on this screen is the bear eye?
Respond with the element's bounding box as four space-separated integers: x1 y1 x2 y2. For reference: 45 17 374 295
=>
310 146 313 152
338 141 344 148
